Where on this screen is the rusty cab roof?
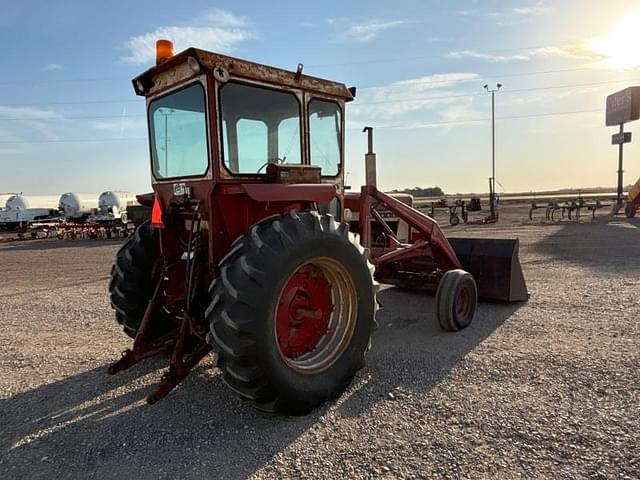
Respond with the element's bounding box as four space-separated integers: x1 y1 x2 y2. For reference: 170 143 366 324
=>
132 47 354 101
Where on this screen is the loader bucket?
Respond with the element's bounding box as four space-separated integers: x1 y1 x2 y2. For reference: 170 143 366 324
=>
448 238 528 302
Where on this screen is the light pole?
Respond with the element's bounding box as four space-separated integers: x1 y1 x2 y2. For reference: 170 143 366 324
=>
484 83 502 218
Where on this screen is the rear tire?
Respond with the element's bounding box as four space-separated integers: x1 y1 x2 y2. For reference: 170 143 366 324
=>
109 221 173 339
449 214 460 226
206 211 377 414
436 269 477 332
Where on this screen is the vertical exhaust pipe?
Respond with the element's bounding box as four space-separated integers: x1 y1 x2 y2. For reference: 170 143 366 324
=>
363 126 377 188
360 127 377 248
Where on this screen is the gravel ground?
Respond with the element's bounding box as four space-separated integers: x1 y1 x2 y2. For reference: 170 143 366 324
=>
0 213 639 479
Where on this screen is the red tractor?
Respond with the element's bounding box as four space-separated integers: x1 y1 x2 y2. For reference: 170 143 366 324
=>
108 41 527 414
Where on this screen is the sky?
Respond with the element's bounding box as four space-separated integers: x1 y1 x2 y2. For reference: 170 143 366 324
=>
1 0 640 196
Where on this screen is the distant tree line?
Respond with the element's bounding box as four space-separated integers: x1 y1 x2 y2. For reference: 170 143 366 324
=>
388 186 444 197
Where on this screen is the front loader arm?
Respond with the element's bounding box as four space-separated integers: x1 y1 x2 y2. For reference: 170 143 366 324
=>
360 185 463 272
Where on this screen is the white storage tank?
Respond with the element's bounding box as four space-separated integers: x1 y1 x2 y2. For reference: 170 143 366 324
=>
58 192 99 220
0 194 15 210
92 191 138 222
98 191 137 213
5 194 59 211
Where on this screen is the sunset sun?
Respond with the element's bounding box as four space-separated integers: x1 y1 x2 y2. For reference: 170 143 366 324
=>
590 9 640 69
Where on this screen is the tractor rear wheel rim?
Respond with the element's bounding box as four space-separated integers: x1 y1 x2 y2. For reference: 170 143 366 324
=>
455 286 471 318
275 257 358 374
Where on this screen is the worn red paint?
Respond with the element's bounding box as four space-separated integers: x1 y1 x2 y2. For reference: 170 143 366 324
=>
276 264 333 359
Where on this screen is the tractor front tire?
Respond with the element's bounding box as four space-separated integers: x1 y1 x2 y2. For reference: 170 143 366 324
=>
436 269 477 332
206 211 377 415
109 221 172 339
625 202 636 218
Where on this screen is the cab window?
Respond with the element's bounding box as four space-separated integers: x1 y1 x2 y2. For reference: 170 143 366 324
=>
148 83 209 179
308 99 342 176
219 82 302 174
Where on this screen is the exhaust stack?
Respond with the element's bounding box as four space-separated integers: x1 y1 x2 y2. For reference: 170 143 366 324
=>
363 126 377 188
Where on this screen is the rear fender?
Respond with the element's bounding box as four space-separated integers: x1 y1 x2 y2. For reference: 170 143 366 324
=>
241 183 337 203
136 192 155 207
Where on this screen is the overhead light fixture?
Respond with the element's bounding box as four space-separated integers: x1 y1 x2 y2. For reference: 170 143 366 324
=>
187 56 201 73
133 76 155 95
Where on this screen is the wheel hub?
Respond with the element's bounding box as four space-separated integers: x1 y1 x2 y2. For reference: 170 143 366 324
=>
456 287 471 317
276 265 334 359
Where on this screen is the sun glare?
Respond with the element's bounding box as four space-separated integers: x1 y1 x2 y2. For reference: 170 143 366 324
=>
590 10 640 69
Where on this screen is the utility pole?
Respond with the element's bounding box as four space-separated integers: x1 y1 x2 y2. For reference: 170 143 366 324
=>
484 83 502 218
617 123 624 205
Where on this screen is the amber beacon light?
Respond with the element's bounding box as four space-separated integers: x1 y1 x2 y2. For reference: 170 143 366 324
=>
156 39 174 65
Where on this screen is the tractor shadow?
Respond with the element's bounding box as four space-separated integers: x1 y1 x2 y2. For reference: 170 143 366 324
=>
0 356 321 479
528 219 640 274
338 286 522 418
0 288 521 479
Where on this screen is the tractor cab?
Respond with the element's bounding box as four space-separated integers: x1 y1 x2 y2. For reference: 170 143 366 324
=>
133 42 352 259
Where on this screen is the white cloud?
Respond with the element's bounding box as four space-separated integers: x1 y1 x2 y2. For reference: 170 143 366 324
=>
199 8 248 28
121 9 254 64
513 3 553 15
440 99 479 122
456 9 480 17
326 18 407 43
345 20 406 42
0 106 61 120
448 50 530 62
92 118 146 132
41 63 63 71
458 2 553 25
0 107 62 142
349 72 479 121
392 73 479 89
531 43 596 61
448 42 598 64
415 97 486 133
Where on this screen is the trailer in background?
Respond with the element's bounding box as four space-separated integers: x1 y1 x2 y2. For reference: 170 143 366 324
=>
0 208 60 231
0 194 62 230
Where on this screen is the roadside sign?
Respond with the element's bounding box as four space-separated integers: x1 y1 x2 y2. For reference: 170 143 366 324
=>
612 132 632 145
606 87 640 126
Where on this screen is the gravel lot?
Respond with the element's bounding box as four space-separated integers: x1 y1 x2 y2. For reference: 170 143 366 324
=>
1 214 639 479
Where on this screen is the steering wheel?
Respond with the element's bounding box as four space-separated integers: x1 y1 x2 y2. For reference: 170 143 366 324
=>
257 156 286 173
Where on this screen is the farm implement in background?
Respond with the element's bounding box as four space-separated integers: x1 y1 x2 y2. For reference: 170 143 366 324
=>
3 221 133 242
528 198 611 221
